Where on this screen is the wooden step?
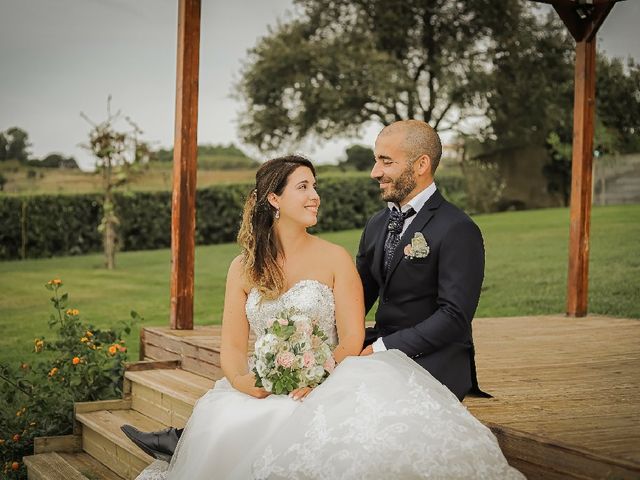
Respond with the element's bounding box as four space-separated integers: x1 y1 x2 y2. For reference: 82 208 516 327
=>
125 368 212 427
24 451 123 480
75 409 166 480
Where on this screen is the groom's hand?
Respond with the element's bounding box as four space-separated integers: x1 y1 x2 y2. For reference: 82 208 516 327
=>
359 345 373 356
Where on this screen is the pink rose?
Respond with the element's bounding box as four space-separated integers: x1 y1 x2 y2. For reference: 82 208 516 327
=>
296 321 312 336
303 351 316 368
276 351 296 368
277 318 288 326
323 356 336 373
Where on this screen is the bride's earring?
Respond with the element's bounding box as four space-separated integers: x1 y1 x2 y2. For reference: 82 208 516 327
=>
275 207 280 220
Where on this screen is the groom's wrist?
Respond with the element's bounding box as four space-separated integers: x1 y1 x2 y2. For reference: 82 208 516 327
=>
371 338 387 353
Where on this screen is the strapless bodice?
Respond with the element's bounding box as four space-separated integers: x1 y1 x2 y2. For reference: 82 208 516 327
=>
245 279 337 346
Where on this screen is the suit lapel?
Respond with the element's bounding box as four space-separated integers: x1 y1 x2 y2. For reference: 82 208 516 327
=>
372 209 391 284
383 190 444 290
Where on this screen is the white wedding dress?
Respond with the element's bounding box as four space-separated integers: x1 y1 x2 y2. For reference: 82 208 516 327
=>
137 280 524 480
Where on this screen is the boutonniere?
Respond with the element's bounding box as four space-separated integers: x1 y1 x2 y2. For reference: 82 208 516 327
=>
403 232 430 259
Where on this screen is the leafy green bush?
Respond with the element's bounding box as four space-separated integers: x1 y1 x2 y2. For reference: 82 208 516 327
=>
0 280 139 479
0 174 470 260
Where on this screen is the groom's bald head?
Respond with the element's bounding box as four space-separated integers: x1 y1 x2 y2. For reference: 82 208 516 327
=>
378 120 442 174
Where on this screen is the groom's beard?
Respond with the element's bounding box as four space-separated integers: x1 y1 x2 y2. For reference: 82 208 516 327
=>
379 166 416 204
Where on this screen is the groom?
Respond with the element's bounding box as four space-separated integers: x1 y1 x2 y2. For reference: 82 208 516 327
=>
356 119 486 402
122 119 487 461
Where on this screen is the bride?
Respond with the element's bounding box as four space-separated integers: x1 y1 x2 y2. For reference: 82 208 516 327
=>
137 155 524 479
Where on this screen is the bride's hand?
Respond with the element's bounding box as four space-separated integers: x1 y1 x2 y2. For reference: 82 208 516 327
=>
289 386 313 401
231 373 271 399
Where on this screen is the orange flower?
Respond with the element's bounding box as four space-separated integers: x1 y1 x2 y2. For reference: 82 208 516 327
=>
47 278 62 286
16 410 21 417
48 367 59 377
12 434 20 442
0 439 4 445
108 345 118 355
11 461 19 471
72 357 81 365
85 330 93 337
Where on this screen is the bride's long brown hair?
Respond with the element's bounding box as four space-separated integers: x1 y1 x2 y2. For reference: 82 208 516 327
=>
237 155 316 299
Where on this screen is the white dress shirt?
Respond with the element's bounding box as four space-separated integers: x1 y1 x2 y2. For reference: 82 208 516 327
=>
372 182 437 353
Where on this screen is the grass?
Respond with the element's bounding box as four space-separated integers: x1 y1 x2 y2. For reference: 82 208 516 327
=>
1 204 638 366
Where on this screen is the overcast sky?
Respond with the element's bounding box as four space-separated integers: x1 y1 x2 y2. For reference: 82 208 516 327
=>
1 0 638 170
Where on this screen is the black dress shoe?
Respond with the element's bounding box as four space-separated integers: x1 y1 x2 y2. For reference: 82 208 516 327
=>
120 425 181 462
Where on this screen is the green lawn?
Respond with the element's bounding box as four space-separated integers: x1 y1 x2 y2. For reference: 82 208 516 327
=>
1 204 638 366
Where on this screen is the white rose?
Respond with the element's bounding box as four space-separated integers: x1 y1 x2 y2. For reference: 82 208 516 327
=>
255 360 267 377
262 378 273 392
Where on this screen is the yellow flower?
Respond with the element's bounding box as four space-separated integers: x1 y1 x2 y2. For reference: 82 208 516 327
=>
16 410 21 417
66 308 79 316
48 367 59 377
34 339 44 353
108 345 117 355
0 439 4 445
72 357 81 365
80 337 89 343
85 331 93 337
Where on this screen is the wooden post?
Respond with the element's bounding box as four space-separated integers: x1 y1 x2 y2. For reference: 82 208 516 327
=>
566 36 596 317
170 0 201 329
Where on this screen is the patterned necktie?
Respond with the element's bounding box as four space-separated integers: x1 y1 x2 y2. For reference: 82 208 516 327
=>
383 207 416 275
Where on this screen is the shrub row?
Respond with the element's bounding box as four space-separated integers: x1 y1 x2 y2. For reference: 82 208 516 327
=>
0 177 375 260
0 174 468 261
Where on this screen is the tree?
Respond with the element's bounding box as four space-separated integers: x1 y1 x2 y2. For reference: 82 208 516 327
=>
481 10 574 148
4 127 31 163
0 132 8 162
31 154 79 169
81 98 145 270
340 144 374 171
238 0 521 151
596 56 640 153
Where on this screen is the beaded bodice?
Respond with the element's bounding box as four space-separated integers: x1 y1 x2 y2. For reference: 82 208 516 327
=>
245 279 338 346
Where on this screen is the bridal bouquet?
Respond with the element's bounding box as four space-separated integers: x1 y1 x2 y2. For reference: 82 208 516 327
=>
251 307 336 395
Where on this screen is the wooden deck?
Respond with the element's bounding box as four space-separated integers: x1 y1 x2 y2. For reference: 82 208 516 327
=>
142 315 640 479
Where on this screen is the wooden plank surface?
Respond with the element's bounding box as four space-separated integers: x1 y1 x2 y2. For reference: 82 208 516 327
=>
23 453 88 480
59 452 124 480
465 315 640 470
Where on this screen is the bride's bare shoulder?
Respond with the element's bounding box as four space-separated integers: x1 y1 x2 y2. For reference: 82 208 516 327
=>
227 255 251 293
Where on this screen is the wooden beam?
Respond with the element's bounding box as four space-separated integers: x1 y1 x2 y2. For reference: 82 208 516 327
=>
566 36 596 317
170 0 201 330
554 2 615 42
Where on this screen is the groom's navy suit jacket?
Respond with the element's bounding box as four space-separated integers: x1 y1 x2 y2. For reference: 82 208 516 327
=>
356 190 485 401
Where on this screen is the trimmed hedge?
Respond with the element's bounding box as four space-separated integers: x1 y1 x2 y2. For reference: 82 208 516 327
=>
0 174 467 260
0 177 381 260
